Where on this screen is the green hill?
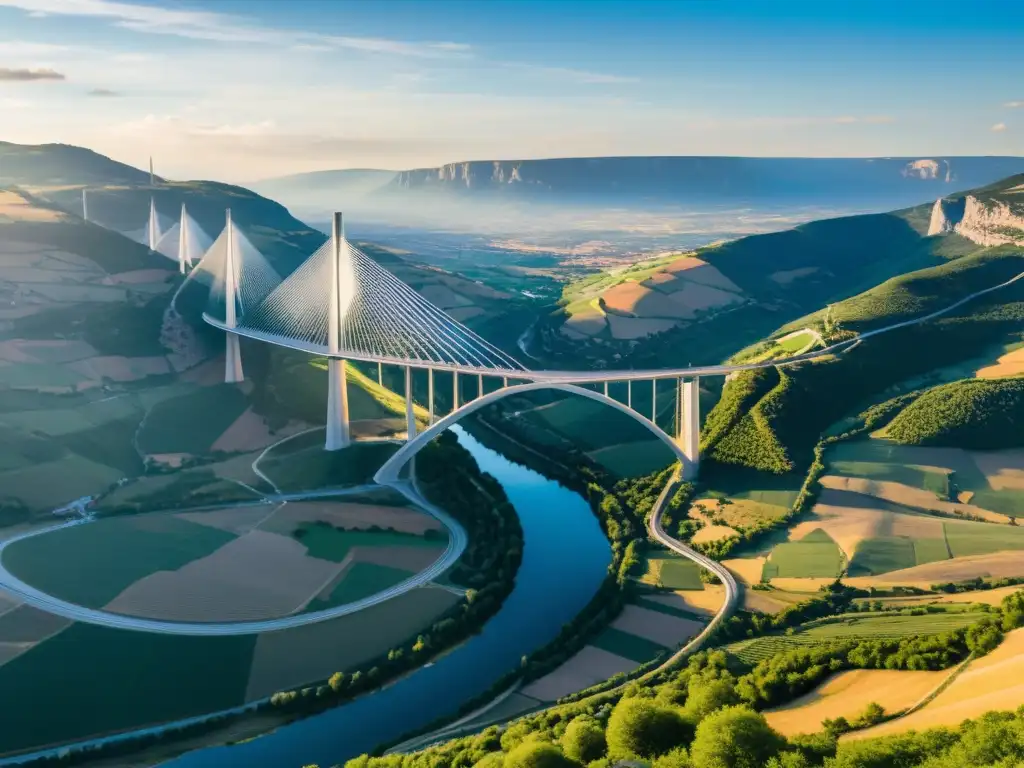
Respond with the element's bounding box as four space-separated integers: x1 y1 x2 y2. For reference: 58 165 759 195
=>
886 377 1024 449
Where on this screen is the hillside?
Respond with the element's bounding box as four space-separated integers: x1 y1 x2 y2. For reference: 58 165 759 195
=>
386 156 1024 206
0 141 156 186
928 172 1024 246
886 378 1024 449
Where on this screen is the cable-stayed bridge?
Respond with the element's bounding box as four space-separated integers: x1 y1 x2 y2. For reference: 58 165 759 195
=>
194 211 809 482
87 191 212 274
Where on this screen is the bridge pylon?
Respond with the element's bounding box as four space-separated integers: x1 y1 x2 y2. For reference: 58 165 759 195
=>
147 197 159 253
324 212 351 450
679 377 700 480
223 208 244 384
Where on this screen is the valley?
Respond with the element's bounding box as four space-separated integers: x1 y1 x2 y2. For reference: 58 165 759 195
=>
1 140 1024 768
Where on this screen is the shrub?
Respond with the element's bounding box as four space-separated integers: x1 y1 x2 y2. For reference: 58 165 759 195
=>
689 706 786 768
560 717 607 764
605 698 694 759
503 741 578 768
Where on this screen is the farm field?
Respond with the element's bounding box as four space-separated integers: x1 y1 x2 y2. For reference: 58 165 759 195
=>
827 439 1024 518
4 497 449 622
754 486 1024 584
257 440 400 493
1 515 236 608
697 468 801 528
724 610 986 667
136 384 249 456
761 529 845 580
765 668 946 736
0 622 256 754
850 628 1024 739
637 550 705 590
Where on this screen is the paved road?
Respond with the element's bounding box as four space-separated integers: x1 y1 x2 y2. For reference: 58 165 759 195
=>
0 481 466 636
389 467 741 755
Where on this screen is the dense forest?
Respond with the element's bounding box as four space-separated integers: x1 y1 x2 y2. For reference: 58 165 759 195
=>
887 377 1024 448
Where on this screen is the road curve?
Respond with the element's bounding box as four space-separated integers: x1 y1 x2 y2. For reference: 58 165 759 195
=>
389 468 740 755
0 484 466 637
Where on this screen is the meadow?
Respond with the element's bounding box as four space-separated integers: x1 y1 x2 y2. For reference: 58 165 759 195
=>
1 515 235 608
724 610 988 667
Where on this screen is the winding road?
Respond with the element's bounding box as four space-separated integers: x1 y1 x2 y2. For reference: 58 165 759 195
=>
0 481 466 636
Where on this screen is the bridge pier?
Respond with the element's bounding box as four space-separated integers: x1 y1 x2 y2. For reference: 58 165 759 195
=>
680 377 700 480
405 366 417 440
453 371 459 411
477 373 483 400
324 211 351 451
428 368 435 425
223 208 244 384
325 359 351 450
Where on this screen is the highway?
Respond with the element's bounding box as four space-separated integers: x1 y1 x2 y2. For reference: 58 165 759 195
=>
0 481 466 637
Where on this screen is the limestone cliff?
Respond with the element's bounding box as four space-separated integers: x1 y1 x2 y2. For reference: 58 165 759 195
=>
927 192 1024 245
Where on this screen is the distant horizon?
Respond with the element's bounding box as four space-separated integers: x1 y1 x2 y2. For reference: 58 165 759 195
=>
1 0 1021 181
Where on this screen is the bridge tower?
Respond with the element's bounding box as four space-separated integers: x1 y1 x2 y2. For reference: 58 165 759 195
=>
324 212 351 451
147 197 159 253
177 203 190 274
678 377 700 480
223 209 244 384
81 189 89 222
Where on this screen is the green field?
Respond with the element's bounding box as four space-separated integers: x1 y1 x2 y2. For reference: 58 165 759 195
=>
830 459 950 498
258 441 400 493
827 439 1024 517
312 563 413 608
136 384 249 455
639 551 705 590
0 622 254 754
847 537 917 576
1 516 235 607
944 520 1024 557
724 610 987 667
586 439 674 478
762 529 845 579
293 522 445 563
590 626 667 663
525 393 671 452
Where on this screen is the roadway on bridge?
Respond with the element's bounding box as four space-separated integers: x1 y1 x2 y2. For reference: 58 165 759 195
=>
0 481 466 637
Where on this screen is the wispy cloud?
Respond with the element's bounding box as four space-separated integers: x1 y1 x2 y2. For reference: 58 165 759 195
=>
0 0 471 57
992 122 1007 132
1005 101 1024 108
0 66 64 81
505 62 637 84
88 87 120 97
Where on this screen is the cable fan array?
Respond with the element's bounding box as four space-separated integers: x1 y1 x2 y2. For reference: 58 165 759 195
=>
234 236 526 372
183 219 282 323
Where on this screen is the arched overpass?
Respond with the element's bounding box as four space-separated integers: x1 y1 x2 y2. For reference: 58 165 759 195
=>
374 381 695 484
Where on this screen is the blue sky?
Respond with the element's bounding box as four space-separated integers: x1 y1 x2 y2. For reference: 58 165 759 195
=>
0 0 1021 181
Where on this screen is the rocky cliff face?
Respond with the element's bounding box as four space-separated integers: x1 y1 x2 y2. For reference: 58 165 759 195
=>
927 194 1024 245
386 157 1024 208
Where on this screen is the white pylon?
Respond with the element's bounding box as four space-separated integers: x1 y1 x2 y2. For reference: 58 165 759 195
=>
681 377 701 480
147 197 159 252
405 366 417 441
325 212 351 451
177 203 189 274
223 208 244 384
453 371 459 411
428 368 435 425
651 379 657 423
82 189 89 222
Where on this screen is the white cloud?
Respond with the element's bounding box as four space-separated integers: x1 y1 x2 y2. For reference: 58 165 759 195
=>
0 0 471 57
992 122 1007 132
1004 101 1024 108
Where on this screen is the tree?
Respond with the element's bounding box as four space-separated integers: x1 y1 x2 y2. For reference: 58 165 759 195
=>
684 679 739 721
605 698 694 759
503 741 577 768
689 706 786 768
653 746 693 768
560 717 607 764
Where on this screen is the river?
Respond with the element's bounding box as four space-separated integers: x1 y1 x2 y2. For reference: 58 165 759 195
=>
158 425 611 768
